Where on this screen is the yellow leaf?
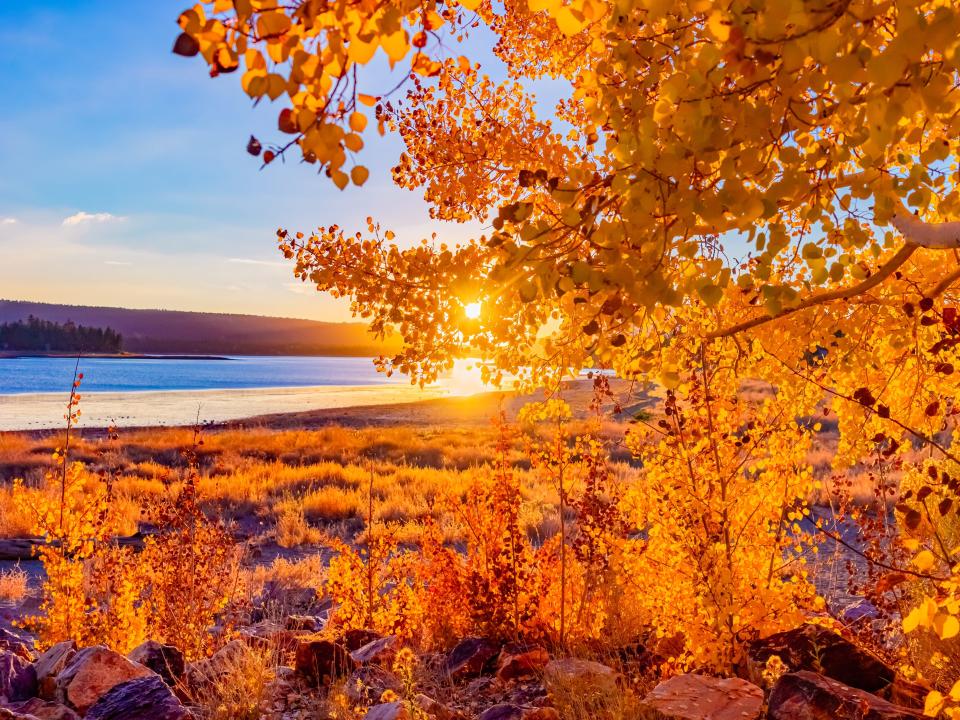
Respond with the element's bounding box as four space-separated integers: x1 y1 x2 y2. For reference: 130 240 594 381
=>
347 38 377 65
555 7 584 36
351 165 370 186
257 11 291 38
913 550 936 572
707 11 730 42
924 690 945 718
331 169 349 190
380 31 409 63
460 0 481 10
903 605 926 633
349 111 368 133
344 133 364 152
358 94 378 107
934 613 959 640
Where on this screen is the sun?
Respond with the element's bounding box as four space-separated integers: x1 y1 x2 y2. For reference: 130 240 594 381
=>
464 301 482 320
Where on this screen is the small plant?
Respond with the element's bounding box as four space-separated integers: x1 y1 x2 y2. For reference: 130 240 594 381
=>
0 565 28 603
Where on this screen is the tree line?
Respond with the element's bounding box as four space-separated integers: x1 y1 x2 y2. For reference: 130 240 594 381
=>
0 316 122 353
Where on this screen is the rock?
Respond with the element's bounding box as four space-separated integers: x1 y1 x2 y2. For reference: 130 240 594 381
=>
0 652 36 703
0 709 35 720
343 629 383 652
542 658 618 693
444 638 499 681
768 671 924 720
747 624 923 707
284 615 322 633
0 631 34 663
32 642 76 700
343 666 401 704
55 646 152 715
414 694 468 720
3 699 79 720
294 639 354 685
496 644 550 683
184 639 247 690
478 705 523 720
642 673 763 720
128 641 184 687
351 636 399 666
256 582 323 615
85 675 191 720
238 622 302 654
364 702 408 720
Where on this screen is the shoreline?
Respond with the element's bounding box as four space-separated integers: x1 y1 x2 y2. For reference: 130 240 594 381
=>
0 383 461 432
0 352 231 360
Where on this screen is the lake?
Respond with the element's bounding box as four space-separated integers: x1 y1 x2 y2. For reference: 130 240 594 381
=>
0 355 406 395
0 356 478 430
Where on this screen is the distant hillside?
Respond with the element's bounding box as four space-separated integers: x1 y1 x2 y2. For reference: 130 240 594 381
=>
0 300 401 356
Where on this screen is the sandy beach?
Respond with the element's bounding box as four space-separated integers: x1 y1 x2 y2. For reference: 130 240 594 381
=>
0 383 458 431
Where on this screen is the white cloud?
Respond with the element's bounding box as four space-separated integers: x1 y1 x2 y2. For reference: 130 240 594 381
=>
62 211 123 227
0 217 16 225
227 257 286 268
104 260 132 266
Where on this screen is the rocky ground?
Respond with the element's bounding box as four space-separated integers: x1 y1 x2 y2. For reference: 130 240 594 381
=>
0 580 932 720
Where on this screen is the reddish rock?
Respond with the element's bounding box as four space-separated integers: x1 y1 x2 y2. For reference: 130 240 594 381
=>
55 646 152 715
4 698 80 720
478 705 524 720
415 694 468 720
343 666 401 704
768 671 925 720
128 641 184 687
294 639 354 685
32 642 76 700
0 630 34 663
748 625 923 707
496 644 550 683
642 673 763 720
343 629 383 652
184 639 247 690
542 658 618 693
351 636 399 666
444 638 499 681
284 615 322 633
84 675 192 720
364 702 408 720
0 652 36 703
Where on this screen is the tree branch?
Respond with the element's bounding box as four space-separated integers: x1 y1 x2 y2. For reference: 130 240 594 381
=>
705 243 918 339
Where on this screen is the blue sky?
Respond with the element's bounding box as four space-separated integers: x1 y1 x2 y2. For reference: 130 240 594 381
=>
0 1 501 321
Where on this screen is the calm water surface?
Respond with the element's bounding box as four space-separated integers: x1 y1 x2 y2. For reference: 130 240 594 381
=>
0 356 405 395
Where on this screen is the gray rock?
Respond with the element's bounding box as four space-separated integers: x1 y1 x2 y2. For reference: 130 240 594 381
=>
768 671 924 720
32 642 76 700
85 675 192 720
128 641 184 687
3 698 79 720
0 652 36 703
444 638 499 681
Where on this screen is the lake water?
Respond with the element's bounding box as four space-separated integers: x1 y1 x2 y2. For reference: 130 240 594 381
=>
0 356 405 395
0 356 475 430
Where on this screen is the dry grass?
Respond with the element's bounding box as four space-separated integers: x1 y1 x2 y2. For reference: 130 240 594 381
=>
0 565 29 603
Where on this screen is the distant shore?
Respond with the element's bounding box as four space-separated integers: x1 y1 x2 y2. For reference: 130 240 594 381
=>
0 351 230 360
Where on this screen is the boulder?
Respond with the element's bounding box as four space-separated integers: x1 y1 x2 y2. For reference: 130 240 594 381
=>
238 621 303 654
747 624 923 706
364 702 408 720
351 636 399 666
444 638 499 681
184 639 247 690
32 642 76 700
414 694 468 720
127 641 184 687
542 658 618 693
3 699 79 720
496 644 550 683
642 673 763 720
768 671 924 720
256 583 324 615
478 705 523 720
0 709 35 720
55 646 152 715
84 675 192 720
343 629 383 652
284 615 322 633
0 631 34 662
0 652 36 703
294 639 354 685
343 666 401 704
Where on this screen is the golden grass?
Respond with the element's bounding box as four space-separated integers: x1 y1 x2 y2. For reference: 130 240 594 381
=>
0 565 28 603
